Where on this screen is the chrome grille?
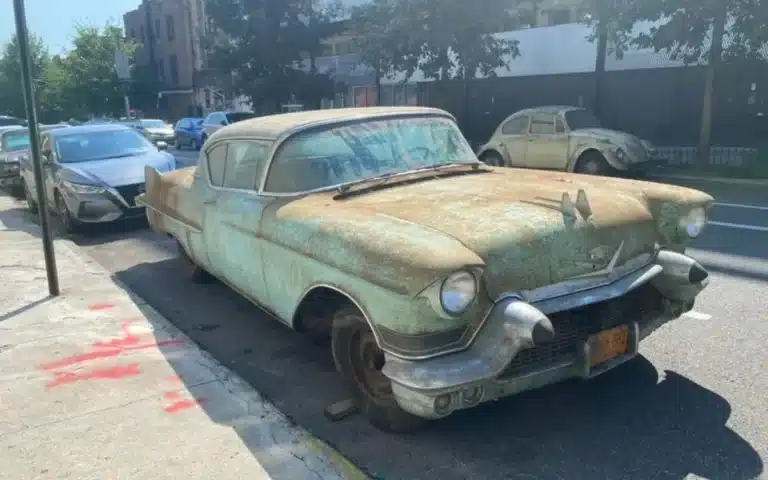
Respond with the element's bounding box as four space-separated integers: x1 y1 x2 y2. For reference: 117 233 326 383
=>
499 284 663 378
115 183 144 206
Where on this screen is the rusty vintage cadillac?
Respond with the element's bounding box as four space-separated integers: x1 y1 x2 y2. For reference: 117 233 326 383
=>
137 106 713 433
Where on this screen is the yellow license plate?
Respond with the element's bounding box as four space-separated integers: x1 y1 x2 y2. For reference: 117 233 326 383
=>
588 325 629 367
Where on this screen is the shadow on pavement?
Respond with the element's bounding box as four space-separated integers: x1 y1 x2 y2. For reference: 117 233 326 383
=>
114 257 764 480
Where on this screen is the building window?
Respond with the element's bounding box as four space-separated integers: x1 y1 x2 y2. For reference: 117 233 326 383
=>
140 26 145 44
547 9 572 26
169 54 179 85
130 28 135 39
166 15 175 41
157 59 165 81
155 19 161 40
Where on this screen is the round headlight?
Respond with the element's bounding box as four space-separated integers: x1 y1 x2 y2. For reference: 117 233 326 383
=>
679 207 707 238
615 147 626 162
440 270 477 315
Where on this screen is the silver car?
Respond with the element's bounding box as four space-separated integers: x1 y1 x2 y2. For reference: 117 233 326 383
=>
0 127 29 192
477 106 666 175
200 111 257 145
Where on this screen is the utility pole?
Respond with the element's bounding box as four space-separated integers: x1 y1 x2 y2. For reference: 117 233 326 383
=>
12 0 59 296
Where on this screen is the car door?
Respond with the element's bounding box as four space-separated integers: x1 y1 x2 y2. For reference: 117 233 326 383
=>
497 115 530 167
525 113 570 170
202 139 273 303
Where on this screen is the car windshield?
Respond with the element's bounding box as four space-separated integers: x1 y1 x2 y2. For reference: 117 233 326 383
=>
2 131 30 151
564 110 602 130
141 119 166 128
55 129 154 163
265 116 478 193
225 112 257 123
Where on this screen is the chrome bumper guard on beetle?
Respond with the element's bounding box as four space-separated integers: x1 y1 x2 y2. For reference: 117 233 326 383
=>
381 249 709 419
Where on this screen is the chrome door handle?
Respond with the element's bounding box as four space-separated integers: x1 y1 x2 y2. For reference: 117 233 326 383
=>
203 199 216 205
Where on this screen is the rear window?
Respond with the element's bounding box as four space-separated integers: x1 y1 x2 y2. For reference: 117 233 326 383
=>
2 131 30 151
225 112 257 123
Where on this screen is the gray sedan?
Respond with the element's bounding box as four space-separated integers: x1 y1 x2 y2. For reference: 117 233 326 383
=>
20 124 176 232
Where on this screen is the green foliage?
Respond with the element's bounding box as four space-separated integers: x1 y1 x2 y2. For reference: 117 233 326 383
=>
351 0 520 82
0 25 134 121
204 0 344 110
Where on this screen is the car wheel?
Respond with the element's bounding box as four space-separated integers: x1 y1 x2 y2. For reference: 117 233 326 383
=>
331 304 427 433
55 190 80 233
23 180 38 214
480 151 505 167
175 138 182 150
575 151 612 176
177 241 213 283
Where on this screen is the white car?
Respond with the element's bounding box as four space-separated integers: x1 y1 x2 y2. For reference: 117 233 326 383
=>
200 111 258 145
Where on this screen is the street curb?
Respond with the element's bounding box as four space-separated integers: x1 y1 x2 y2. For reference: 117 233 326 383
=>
0 193 371 480
647 171 768 187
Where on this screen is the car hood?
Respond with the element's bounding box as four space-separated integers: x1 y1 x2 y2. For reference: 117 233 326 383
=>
61 151 175 187
571 127 646 146
272 168 712 298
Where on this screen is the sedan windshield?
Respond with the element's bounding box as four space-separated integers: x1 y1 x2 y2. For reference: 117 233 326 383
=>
55 129 154 163
2 131 30 151
265 116 478 193
564 109 602 130
141 119 167 128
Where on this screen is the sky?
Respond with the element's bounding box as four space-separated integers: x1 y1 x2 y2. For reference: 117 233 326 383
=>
1 0 141 54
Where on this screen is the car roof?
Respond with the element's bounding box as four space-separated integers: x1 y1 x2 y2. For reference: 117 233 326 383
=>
50 123 133 137
513 105 585 116
213 106 454 141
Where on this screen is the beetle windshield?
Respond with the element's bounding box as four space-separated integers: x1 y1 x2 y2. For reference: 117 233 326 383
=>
265 115 478 193
564 109 602 130
55 129 154 163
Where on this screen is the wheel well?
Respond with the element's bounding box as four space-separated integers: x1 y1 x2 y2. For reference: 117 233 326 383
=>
573 148 604 170
293 286 357 337
478 149 500 160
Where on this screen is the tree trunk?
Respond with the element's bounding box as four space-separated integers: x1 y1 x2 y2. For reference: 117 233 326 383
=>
594 21 608 120
696 7 727 169
375 62 382 106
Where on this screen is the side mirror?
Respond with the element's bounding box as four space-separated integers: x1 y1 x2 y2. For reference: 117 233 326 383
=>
156 141 169 151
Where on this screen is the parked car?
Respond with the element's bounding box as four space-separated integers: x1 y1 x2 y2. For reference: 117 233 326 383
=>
0 127 29 193
137 106 712 433
134 119 175 145
0 115 25 127
20 124 176 232
477 106 667 175
200 111 257 145
173 117 204 150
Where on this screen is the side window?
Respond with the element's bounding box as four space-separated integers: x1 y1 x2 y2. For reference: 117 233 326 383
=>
501 116 529 135
529 114 556 134
555 116 566 134
214 113 226 125
223 140 271 190
206 144 228 186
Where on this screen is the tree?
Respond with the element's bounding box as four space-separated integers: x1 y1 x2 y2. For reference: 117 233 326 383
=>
352 0 520 84
591 0 768 167
204 0 343 111
0 33 50 118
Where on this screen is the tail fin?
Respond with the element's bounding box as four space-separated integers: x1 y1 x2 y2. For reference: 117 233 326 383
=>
137 164 162 207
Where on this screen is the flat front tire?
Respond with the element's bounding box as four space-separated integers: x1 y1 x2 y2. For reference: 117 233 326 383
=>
55 191 80 233
331 305 427 433
481 151 505 167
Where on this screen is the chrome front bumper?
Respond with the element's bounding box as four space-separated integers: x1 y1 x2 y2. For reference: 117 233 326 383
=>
381 249 709 419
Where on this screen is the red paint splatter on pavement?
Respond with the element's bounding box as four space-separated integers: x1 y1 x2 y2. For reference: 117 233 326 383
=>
167 375 182 383
87 303 114 311
39 320 184 371
45 364 141 389
164 391 182 400
164 396 208 414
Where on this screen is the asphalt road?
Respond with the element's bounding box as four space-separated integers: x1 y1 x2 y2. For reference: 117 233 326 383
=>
12 151 768 479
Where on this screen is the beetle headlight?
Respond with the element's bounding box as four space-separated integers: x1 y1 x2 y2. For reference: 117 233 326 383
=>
440 270 477 315
614 147 627 162
679 207 707 238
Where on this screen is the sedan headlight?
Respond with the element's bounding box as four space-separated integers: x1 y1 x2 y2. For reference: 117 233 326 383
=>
679 207 707 238
440 270 477 315
62 180 105 194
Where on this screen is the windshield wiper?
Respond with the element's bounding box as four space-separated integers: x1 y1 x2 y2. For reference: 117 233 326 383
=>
334 162 488 199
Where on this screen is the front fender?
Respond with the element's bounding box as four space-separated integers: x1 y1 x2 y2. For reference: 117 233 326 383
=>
569 142 625 171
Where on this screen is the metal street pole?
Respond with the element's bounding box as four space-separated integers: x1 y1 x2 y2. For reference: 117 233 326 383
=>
12 0 60 296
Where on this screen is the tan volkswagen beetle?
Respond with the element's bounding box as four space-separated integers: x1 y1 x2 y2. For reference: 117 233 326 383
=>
138 106 712 433
477 106 666 175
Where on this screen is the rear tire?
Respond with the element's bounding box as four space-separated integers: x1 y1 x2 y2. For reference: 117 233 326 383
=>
480 151 505 167
178 241 213 284
575 151 612 176
331 305 428 433
175 138 182 150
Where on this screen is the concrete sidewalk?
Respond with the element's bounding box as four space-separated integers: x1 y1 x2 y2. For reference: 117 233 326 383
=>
0 194 368 480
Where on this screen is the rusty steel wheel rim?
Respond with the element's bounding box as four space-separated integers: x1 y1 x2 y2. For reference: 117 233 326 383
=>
350 330 392 402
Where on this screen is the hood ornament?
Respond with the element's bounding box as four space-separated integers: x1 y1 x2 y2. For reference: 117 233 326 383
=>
561 189 592 220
